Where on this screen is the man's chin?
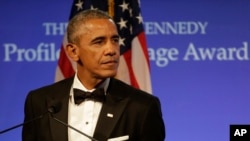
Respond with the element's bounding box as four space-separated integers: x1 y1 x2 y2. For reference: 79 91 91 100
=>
98 71 117 78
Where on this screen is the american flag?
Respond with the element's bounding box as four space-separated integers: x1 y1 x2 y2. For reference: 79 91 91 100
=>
55 0 152 93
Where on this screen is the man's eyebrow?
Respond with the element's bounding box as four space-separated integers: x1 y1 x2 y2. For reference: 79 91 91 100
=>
111 34 120 39
91 34 119 43
91 36 106 43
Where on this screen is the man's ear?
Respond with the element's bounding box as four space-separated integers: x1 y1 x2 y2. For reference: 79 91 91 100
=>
66 43 79 61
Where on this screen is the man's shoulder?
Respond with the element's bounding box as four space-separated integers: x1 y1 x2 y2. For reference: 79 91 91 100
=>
29 77 74 95
110 78 159 102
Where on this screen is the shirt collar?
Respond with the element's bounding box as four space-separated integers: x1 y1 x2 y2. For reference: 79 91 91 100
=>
71 73 110 96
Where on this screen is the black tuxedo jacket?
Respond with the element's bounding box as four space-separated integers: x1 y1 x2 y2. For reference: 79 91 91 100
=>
22 77 165 141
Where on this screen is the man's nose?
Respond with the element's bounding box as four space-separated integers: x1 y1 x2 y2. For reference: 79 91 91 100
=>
105 42 118 56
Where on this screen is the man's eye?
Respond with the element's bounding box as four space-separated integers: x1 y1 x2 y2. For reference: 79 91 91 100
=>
113 38 119 43
94 40 103 44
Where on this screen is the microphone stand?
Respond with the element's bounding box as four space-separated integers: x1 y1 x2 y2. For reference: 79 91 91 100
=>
48 105 99 141
51 116 99 141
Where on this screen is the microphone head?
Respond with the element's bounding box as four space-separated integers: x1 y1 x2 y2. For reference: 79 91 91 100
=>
48 101 62 114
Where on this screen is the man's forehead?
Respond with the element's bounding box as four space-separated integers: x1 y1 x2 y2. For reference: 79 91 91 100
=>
82 19 117 33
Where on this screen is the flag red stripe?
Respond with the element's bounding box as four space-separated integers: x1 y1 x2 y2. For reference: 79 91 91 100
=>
58 45 75 78
123 50 140 89
138 32 150 69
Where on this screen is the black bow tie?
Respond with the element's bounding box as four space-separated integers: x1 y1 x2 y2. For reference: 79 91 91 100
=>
73 88 105 105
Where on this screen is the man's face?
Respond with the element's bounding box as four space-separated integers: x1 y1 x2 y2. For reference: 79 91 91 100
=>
75 18 120 79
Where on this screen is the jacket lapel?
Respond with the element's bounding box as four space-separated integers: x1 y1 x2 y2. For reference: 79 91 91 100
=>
46 77 74 141
93 78 129 140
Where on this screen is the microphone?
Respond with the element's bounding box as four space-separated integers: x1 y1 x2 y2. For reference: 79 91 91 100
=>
0 99 61 134
0 101 98 141
48 102 99 141
0 101 62 134
0 107 52 134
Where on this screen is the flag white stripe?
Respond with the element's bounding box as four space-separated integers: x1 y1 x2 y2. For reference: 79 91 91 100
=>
116 56 131 85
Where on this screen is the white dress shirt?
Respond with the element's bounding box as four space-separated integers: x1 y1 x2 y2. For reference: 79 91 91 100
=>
68 74 109 141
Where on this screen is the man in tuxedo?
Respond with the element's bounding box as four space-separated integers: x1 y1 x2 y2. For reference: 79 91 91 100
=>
22 9 165 141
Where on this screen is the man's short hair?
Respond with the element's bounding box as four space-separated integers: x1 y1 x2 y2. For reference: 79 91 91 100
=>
67 9 113 44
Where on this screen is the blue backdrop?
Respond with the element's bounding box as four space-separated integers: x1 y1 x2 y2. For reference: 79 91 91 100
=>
1 0 250 141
